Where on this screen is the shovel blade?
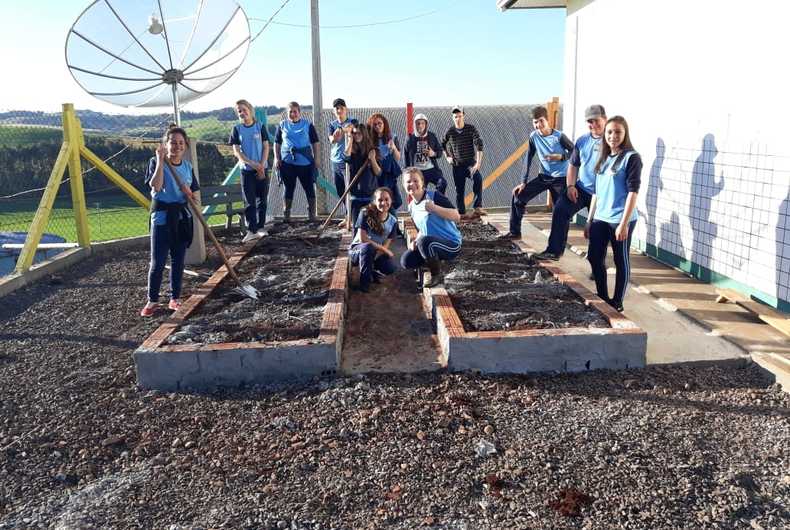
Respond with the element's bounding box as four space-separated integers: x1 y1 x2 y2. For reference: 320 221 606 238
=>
233 284 259 300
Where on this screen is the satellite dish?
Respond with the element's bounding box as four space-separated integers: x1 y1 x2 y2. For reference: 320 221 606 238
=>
65 0 251 123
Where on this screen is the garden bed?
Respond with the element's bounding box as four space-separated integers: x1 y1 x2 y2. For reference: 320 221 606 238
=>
405 219 646 374
134 222 350 391
447 223 609 331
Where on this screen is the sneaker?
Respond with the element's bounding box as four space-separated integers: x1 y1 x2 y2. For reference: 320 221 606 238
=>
256 229 269 237
534 250 560 261
140 303 158 317
496 232 521 240
474 207 488 216
337 219 348 228
168 299 182 311
242 231 257 243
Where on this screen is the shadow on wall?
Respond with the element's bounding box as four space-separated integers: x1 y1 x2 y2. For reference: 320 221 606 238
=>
778 190 790 311
689 133 724 281
659 211 684 259
645 137 665 249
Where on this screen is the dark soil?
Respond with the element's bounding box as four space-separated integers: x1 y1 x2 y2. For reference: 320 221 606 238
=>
446 222 609 331
168 221 343 345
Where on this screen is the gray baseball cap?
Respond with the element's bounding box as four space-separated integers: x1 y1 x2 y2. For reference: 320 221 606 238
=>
584 104 606 120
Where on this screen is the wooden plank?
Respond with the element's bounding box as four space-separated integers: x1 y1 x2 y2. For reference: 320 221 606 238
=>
736 301 790 337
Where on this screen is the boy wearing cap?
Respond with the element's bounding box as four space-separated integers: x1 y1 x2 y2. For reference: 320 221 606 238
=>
535 104 607 260
442 106 484 216
405 113 447 194
327 98 358 223
501 105 574 239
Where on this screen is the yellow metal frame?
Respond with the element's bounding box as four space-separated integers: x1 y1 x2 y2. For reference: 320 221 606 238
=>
15 103 151 273
464 96 561 209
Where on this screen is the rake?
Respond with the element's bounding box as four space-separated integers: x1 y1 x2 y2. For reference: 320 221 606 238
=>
164 159 259 300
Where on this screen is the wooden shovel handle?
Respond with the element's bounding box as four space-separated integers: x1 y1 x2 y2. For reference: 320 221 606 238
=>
318 160 370 234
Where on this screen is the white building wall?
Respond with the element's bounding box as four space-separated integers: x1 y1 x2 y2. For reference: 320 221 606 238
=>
563 0 790 308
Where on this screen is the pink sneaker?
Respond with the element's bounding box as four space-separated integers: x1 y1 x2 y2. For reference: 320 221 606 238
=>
140 303 158 317
168 299 182 311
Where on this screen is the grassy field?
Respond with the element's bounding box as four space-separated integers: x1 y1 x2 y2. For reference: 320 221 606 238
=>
1 196 150 242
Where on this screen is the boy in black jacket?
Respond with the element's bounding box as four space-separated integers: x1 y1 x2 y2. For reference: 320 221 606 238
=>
405 113 447 194
442 106 484 216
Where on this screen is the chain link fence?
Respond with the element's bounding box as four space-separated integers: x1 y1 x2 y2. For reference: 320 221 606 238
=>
1 103 551 275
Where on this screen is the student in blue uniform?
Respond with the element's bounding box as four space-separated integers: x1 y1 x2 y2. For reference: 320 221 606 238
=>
229 99 271 242
501 105 574 239
368 113 403 212
274 101 320 222
584 116 642 312
343 123 382 228
327 98 358 226
400 167 462 287
348 187 398 293
535 104 607 260
141 126 200 317
405 113 446 194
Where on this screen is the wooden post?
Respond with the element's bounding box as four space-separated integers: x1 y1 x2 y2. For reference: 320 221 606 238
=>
63 105 91 248
184 140 206 265
545 96 561 210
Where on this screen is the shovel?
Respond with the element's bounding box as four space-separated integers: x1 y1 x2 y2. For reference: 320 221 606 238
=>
317 160 370 236
164 159 260 300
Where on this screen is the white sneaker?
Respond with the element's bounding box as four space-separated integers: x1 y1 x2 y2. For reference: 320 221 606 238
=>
242 231 257 243
256 229 268 237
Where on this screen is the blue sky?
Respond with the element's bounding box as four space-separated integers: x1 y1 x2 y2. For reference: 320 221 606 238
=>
2 0 565 113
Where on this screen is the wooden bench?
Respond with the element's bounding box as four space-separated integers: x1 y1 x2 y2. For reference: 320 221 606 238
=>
199 185 246 230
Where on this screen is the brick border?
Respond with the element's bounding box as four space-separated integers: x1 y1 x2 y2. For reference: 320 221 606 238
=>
134 234 352 390
406 219 647 374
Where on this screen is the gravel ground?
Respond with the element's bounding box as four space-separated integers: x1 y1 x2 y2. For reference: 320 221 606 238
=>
447 223 609 331
1 228 789 529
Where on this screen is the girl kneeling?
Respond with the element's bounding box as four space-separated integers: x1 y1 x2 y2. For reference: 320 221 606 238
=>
400 167 462 287
348 187 398 293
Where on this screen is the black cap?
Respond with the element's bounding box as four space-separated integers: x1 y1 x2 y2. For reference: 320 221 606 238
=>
332 98 347 108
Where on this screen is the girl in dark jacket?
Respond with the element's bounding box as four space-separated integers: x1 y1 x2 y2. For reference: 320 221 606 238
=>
368 113 404 211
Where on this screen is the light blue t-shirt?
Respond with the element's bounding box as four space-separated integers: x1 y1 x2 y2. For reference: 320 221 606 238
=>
229 121 270 172
328 117 357 163
377 135 400 160
146 158 196 226
351 210 398 246
571 133 602 194
594 150 641 224
408 190 462 245
524 129 572 181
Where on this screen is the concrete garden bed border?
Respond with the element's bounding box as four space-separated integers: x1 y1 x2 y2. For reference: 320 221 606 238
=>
134 234 352 391
405 218 647 374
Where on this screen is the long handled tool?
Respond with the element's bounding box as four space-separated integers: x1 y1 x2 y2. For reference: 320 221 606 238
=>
317 160 370 235
164 159 259 300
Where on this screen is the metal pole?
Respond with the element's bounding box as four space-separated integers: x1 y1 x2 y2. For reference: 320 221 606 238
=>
171 83 181 125
310 0 328 215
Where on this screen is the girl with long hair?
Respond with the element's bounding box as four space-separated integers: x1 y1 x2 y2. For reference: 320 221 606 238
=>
348 187 399 292
343 123 382 228
368 113 403 211
141 126 200 317
584 116 643 312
